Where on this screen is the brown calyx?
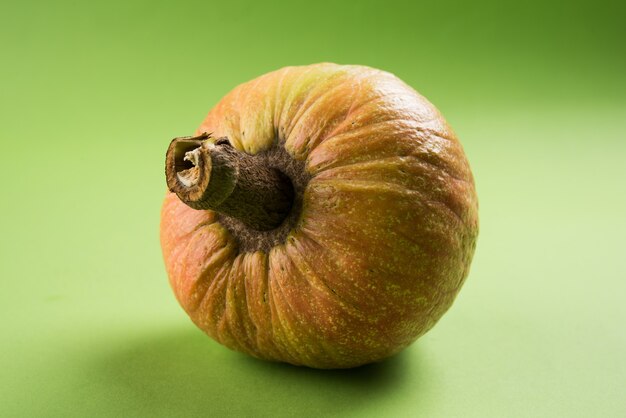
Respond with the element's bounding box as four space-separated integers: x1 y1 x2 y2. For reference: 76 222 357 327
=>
166 133 295 232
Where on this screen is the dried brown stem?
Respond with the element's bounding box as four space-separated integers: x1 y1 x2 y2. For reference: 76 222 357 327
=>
165 133 294 231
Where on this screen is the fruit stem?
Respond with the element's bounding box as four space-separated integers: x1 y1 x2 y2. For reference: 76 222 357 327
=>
165 133 294 231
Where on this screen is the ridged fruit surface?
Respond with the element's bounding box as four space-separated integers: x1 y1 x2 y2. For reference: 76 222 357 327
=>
160 63 478 369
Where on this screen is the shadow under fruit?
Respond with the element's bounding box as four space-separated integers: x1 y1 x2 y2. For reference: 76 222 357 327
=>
98 328 424 417
160 63 479 369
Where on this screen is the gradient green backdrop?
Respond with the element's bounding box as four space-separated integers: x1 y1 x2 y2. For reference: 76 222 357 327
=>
1 0 625 417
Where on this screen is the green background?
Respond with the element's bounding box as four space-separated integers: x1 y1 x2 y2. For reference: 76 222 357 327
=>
1 0 625 416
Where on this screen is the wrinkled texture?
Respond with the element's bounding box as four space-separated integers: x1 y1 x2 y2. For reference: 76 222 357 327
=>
160 63 478 368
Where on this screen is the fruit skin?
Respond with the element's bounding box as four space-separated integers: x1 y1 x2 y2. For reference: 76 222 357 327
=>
160 63 478 369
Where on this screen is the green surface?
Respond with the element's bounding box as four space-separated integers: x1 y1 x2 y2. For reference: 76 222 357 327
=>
1 0 625 417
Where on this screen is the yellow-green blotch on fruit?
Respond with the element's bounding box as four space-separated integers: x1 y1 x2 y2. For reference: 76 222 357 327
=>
160 63 478 369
